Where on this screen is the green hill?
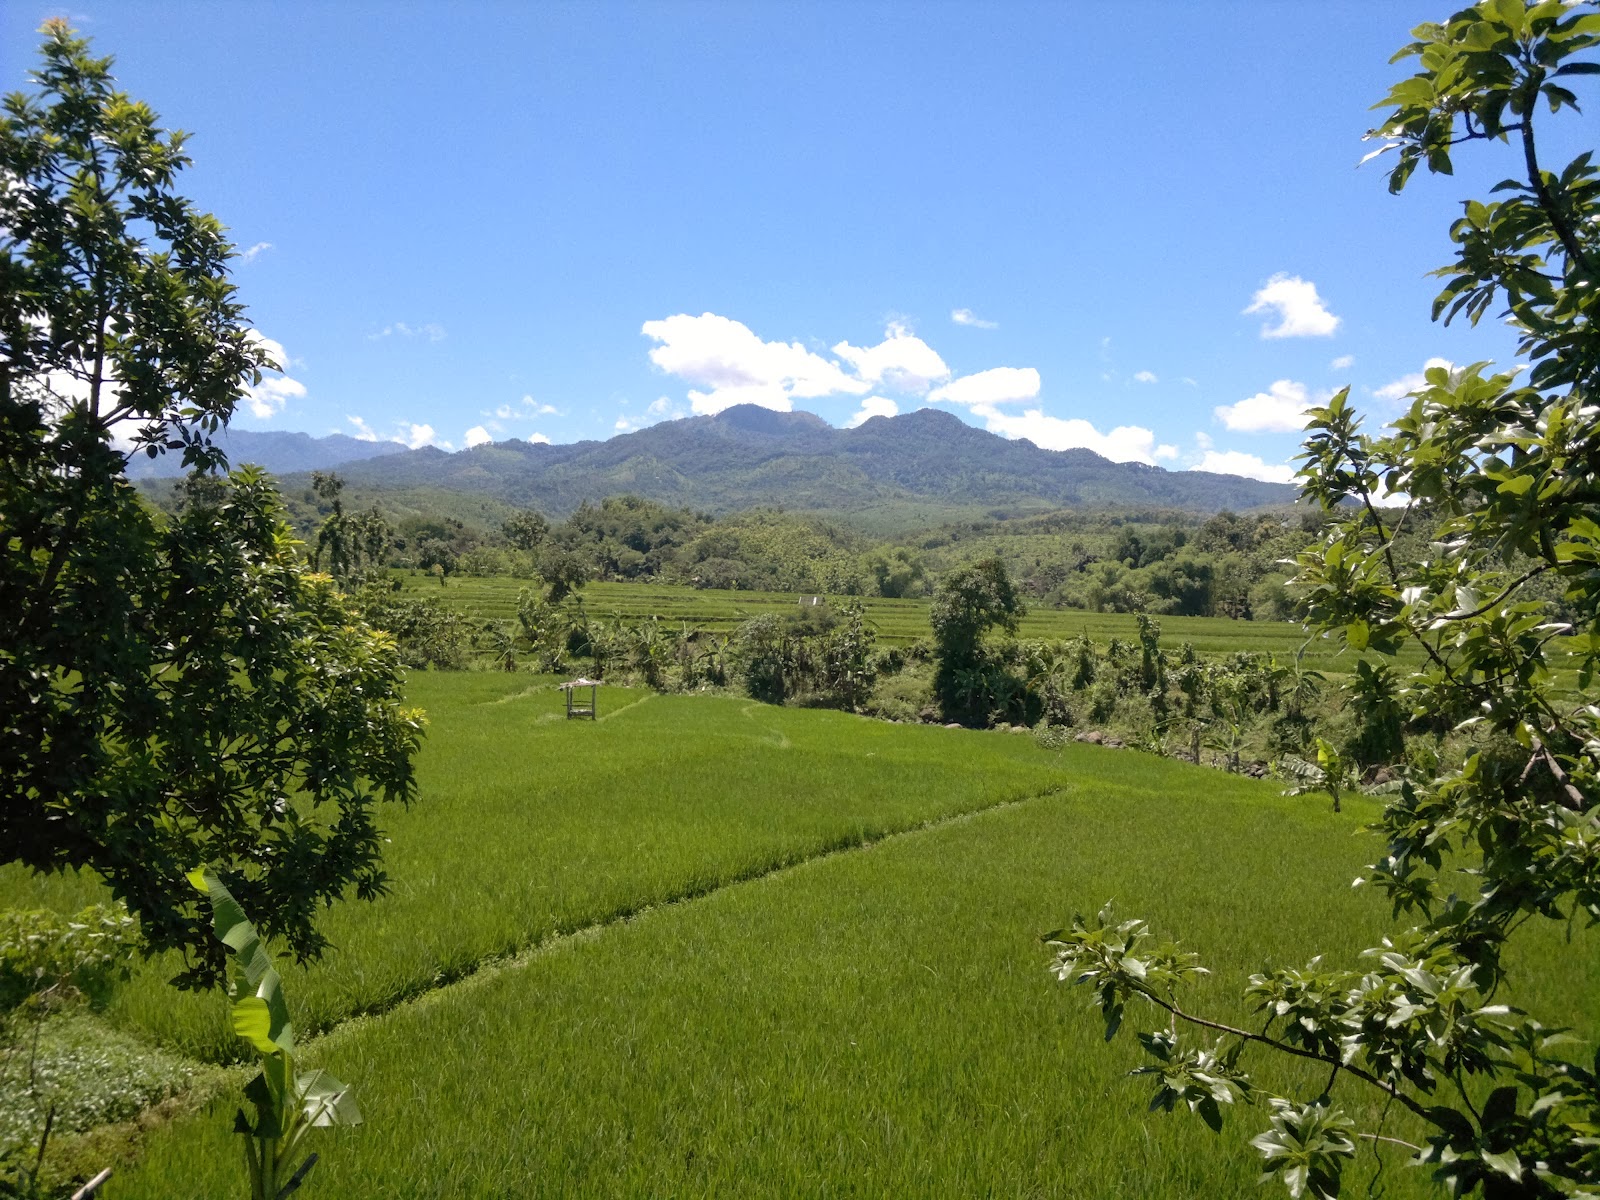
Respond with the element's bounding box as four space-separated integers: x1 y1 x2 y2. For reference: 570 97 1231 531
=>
313 405 1296 517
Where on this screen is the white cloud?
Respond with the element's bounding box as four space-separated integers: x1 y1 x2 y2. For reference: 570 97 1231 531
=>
615 416 636 432
520 395 560 415
1194 449 1297 484
1181 376 1198 387
976 407 1166 465
1330 354 1355 370
368 321 447 343
927 366 1041 408
397 422 444 450
1154 444 1179 460
845 396 898 428
347 416 378 441
832 321 950 394
1244 273 1340 338
1133 370 1158 384
241 331 304 419
464 425 493 448
642 312 868 416
688 382 793 415
1373 357 1453 402
1214 378 1321 433
527 432 551 444
238 241 273 263
645 396 687 422
951 308 997 329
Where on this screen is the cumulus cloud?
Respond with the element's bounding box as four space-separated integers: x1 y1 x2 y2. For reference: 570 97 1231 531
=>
645 396 687 422
832 321 950 394
397 422 444 450
975 407 1169 465
1373 357 1454 402
927 366 1041 408
688 382 793 415
464 425 493 448
492 396 561 421
347 416 378 441
845 396 898 428
1133 370 1158 384
951 308 997 329
642 312 868 415
238 241 273 263
1244 274 1340 338
527 432 551 444
1330 354 1355 370
368 321 447 343
241 331 305 419
1194 449 1297 484
1214 378 1322 433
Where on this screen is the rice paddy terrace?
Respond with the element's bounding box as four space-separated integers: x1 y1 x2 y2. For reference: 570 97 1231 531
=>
4 673 1593 1197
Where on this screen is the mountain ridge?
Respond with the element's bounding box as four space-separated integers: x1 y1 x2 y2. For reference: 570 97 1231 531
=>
126 428 409 479
306 405 1299 516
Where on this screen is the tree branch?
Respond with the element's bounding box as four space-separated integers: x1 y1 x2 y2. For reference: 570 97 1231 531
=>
1136 988 1434 1123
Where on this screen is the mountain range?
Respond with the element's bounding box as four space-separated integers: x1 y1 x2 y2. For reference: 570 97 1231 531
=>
126 429 408 479
158 406 1300 516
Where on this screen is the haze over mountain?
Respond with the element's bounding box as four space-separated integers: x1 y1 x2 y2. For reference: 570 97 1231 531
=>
126 429 408 479
304 405 1298 517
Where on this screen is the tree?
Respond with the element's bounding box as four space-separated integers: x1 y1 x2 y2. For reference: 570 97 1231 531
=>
930 558 1024 724
501 509 549 552
1046 5 1600 1196
1 24 424 986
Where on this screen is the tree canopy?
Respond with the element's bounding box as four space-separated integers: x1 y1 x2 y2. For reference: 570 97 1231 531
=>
1047 4 1600 1196
1 23 423 986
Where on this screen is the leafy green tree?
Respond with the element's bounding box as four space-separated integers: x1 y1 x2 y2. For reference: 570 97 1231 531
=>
0 24 423 985
538 546 590 604
309 470 350 576
930 558 1023 724
501 508 549 552
1047 5 1600 1196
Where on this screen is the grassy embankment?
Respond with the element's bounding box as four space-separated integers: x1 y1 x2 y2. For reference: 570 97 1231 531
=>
4 673 1593 1197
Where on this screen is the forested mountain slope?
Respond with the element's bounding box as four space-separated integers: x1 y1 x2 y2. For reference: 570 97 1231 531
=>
324 405 1295 516
127 428 408 478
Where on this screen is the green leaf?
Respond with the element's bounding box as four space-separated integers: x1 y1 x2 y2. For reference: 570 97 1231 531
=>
1479 1149 1523 1181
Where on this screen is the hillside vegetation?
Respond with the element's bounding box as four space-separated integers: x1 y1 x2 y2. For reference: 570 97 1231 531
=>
299 405 1297 518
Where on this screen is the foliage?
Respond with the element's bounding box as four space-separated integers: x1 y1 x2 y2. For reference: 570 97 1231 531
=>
500 509 549 552
0 904 138 1195
731 601 878 709
349 582 471 671
0 905 136 1019
0 25 424 988
189 867 360 1199
1 1011 193 1198
931 558 1025 724
1048 5 1600 1196
307 471 390 584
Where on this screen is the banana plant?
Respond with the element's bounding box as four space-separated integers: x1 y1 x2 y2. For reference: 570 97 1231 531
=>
187 868 361 1199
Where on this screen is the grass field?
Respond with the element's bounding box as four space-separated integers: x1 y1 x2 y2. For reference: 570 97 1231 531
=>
5 674 1594 1197
399 574 1374 669
2 674 1074 1062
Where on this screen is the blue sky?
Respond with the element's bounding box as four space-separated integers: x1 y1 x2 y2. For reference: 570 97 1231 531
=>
6 2 1591 482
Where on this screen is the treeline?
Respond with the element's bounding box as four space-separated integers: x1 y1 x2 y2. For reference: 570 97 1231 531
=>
268 477 1322 620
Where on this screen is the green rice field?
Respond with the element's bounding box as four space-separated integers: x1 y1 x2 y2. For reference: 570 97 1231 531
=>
400 575 1371 668
5 674 1594 1197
